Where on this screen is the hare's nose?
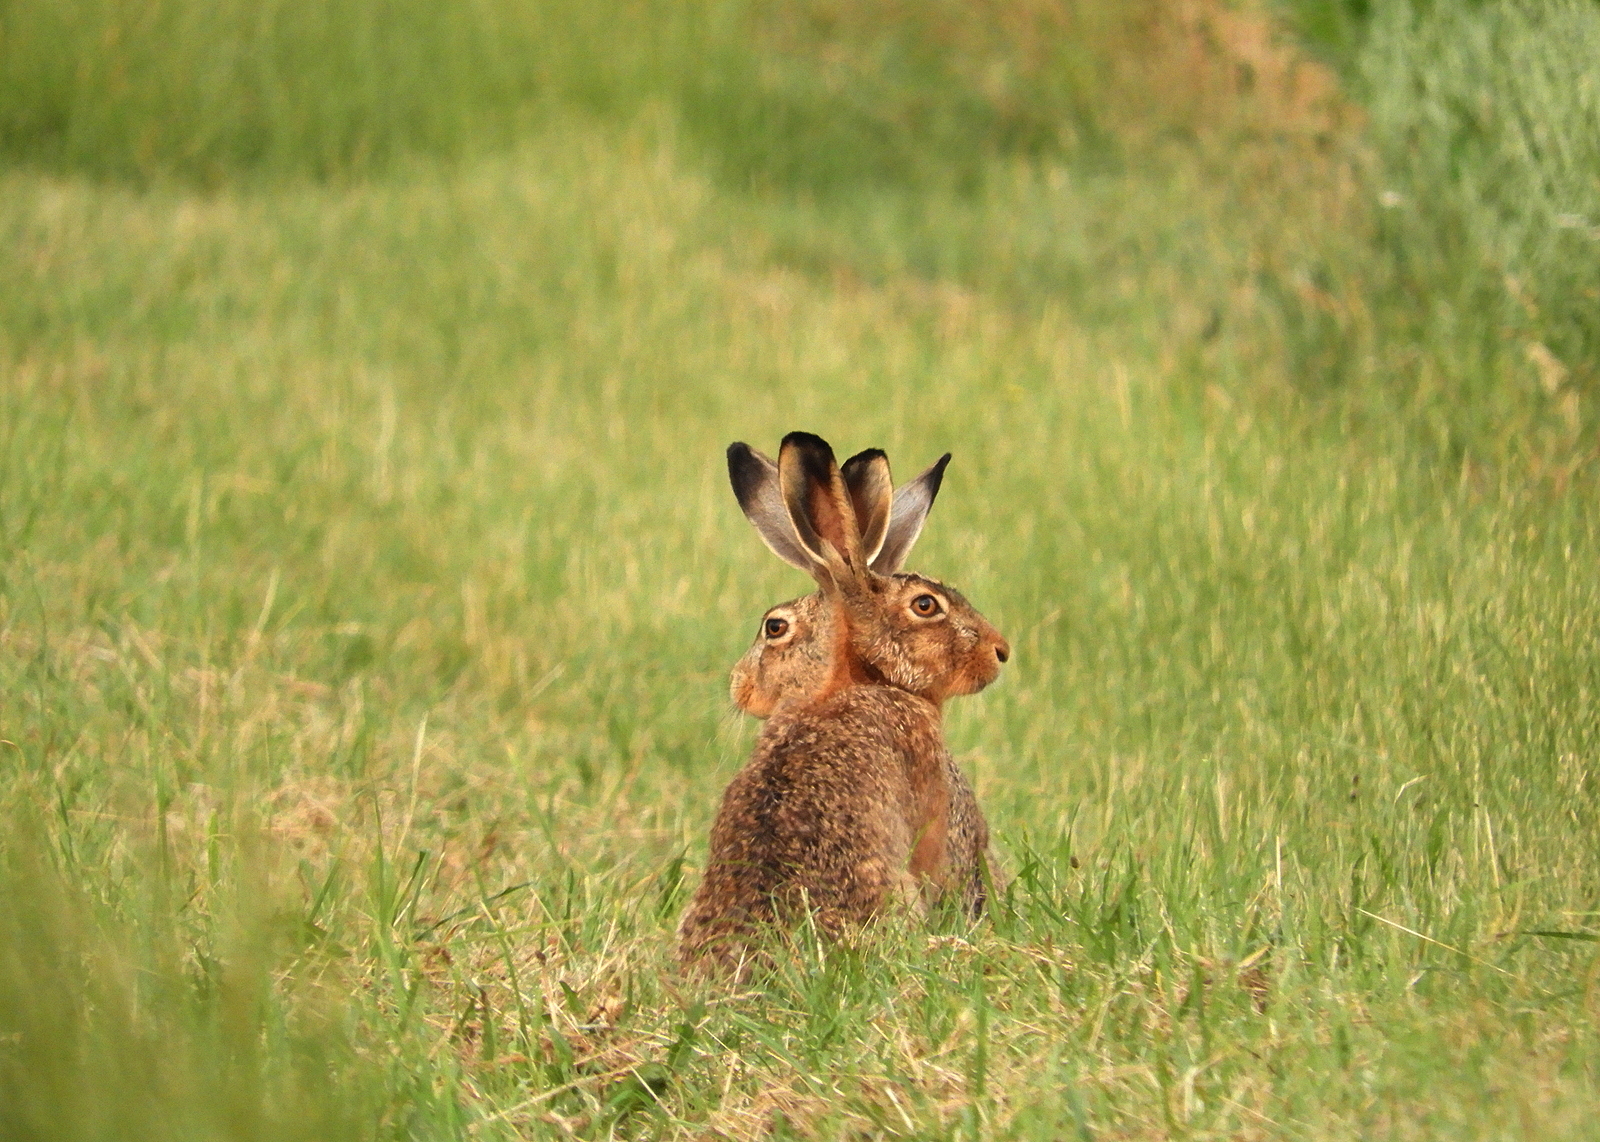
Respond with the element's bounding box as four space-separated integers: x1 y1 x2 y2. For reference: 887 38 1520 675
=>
993 639 1010 665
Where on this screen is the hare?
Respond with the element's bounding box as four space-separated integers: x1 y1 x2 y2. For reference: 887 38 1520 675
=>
726 452 1000 920
677 432 1009 971
727 591 1001 926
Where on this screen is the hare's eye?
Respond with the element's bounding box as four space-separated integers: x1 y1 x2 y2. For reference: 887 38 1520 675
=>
764 617 790 639
911 594 941 617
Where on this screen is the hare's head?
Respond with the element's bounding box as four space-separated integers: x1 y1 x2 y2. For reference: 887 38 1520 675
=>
730 591 830 717
727 432 1009 711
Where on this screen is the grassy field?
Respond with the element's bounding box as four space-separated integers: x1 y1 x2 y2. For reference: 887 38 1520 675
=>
4 1 1600 1138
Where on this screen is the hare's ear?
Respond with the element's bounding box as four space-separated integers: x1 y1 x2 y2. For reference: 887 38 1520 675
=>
840 448 893 566
777 431 863 579
728 443 816 572
871 452 950 574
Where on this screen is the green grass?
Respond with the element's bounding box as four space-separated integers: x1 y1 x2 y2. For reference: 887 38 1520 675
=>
0 0 705 182
1359 0 1600 382
4 1 1600 1138
0 0 1120 188
1289 0 1600 460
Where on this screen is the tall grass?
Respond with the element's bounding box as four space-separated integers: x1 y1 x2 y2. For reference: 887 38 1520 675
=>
1266 0 1600 473
0 816 400 1141
0 0 1308 191
3 0 1600 1137
1358 0 1600 438
0 0 1126 186
679 0 1149 194
0 0 708 181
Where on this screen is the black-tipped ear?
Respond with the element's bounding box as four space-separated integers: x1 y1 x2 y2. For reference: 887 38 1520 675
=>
840 448 893 566
871 452 950 573
777 432 861 577
728 443 816 572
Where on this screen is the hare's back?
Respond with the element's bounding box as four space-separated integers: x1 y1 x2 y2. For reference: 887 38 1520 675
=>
729 691 921 840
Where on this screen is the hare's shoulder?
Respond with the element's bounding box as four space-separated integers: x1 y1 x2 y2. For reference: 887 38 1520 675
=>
713 687 921 849
807 682 937 723
823 684 942 746
751 684 941 766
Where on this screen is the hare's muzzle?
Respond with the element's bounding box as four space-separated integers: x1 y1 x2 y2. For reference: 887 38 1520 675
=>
953 623 1009 696
977 631 1010 685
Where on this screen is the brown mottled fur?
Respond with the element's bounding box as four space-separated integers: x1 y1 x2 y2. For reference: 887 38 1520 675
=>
678 434 1008 972
686 687 948 947
728 590 1000 920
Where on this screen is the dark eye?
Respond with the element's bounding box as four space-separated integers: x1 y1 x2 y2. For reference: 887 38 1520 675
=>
911 594 940 617
764 616 790 639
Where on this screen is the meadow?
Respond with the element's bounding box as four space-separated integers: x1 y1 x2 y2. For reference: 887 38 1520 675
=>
3 0 1600 1137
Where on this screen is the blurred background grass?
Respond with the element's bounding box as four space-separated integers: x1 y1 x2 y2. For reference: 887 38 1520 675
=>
2 0 1594 444
4 0 1600 1137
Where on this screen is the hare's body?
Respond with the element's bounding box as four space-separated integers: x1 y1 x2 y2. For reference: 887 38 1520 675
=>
678 687 947 961
679 435 1007 971
726 589 997 920
940 752 994 916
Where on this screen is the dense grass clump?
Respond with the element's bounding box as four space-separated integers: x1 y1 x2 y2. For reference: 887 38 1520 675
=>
3 0 1600 1138
1358 0 1600 427
0 827 392 1142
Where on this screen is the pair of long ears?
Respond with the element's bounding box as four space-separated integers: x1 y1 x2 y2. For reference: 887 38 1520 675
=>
728 432 951 580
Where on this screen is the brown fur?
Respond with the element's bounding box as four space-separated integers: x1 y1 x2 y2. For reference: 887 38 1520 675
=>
682 687 947 957
678 433 1008 972
726 590 1000 919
